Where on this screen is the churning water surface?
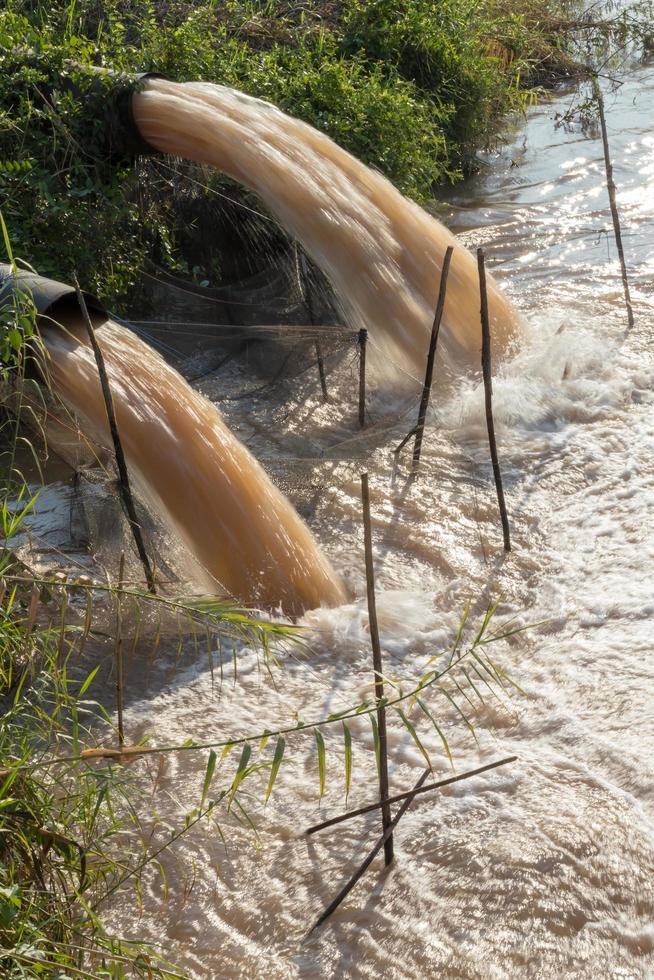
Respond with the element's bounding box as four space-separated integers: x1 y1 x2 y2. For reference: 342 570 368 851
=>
107 69 654 978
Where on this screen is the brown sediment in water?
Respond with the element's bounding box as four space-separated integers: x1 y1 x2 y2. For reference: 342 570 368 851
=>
132 79 523 378
42 310 346 615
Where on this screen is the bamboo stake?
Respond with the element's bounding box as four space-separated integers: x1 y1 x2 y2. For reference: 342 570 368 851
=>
115 552 126 746
299 252 329 400
358 329 367 427
314 338 328 401
74 281 157 592
592 77 634 330
309 767 430 933
412 245 454 469
305 755 517 835
360 472 393 865
476 251 511 553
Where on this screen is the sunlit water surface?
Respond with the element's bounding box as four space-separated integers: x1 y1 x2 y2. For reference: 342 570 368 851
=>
82 68 654 977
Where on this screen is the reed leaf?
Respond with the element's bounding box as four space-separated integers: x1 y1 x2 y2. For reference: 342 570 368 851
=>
417 697 454 770
396 708 431 768
315 729 327 798
342 722 352 801
265 736 285 803
200 749 217 809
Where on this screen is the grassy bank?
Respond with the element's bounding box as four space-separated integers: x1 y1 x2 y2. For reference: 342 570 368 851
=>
0 0 587 303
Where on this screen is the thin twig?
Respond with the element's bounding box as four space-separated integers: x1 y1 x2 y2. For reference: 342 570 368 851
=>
298 251 329 400
592 77 634 329
115 552 125 746
361 473 393 865
314 338 328 400
393 425 418 456
308 767 430 933
476 251 511 553
74 281 157 592
412 245 454 469
305 755 517 835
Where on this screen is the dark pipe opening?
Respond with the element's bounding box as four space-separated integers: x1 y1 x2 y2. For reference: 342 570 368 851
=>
0 264 105 323
0 264 107 382
105 72 168 159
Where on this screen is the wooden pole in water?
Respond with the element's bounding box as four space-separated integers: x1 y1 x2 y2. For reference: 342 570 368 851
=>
476 250 511 553
358 329 367 428
299 251 328 400
314 338 328 401
305 755 517 835
592 77 634 330
74 281 157 593
360 472 393 865
412 245 454 470
309 767 430 933
115 552 125 746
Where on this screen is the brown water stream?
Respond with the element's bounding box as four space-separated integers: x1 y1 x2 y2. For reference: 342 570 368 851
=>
132 79 523 379
42 307 345 614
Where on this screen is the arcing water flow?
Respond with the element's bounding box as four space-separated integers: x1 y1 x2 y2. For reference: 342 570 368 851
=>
38 69 654 976
132 79 523 378
43 307 345 614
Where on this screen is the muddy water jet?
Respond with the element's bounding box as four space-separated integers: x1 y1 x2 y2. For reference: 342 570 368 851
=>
43 309 345 614
1 268 345 614
131 79 523 378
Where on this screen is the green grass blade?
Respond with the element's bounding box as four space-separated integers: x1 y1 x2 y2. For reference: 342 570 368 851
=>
265 736 285 803
342 722 352 801
315 729 326 798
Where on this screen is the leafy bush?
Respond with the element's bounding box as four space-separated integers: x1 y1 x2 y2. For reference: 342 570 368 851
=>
340 0 522 154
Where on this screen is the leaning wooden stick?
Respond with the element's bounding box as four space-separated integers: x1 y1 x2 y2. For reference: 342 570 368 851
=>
393 425 418 456
358 328 368 427
592 77 634 330
477 250 511 553
299 251 329 399
361 472 393 865
309 767 431 933
306 755 517 835
412 245 454 469
115 552 126 746
74 280 157 592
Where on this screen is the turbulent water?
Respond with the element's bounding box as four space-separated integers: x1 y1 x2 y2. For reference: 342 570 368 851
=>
132 79 523 378
87 65 654 978
42 310 345 614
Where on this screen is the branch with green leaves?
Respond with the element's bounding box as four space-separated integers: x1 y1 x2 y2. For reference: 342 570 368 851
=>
1 599 529 809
